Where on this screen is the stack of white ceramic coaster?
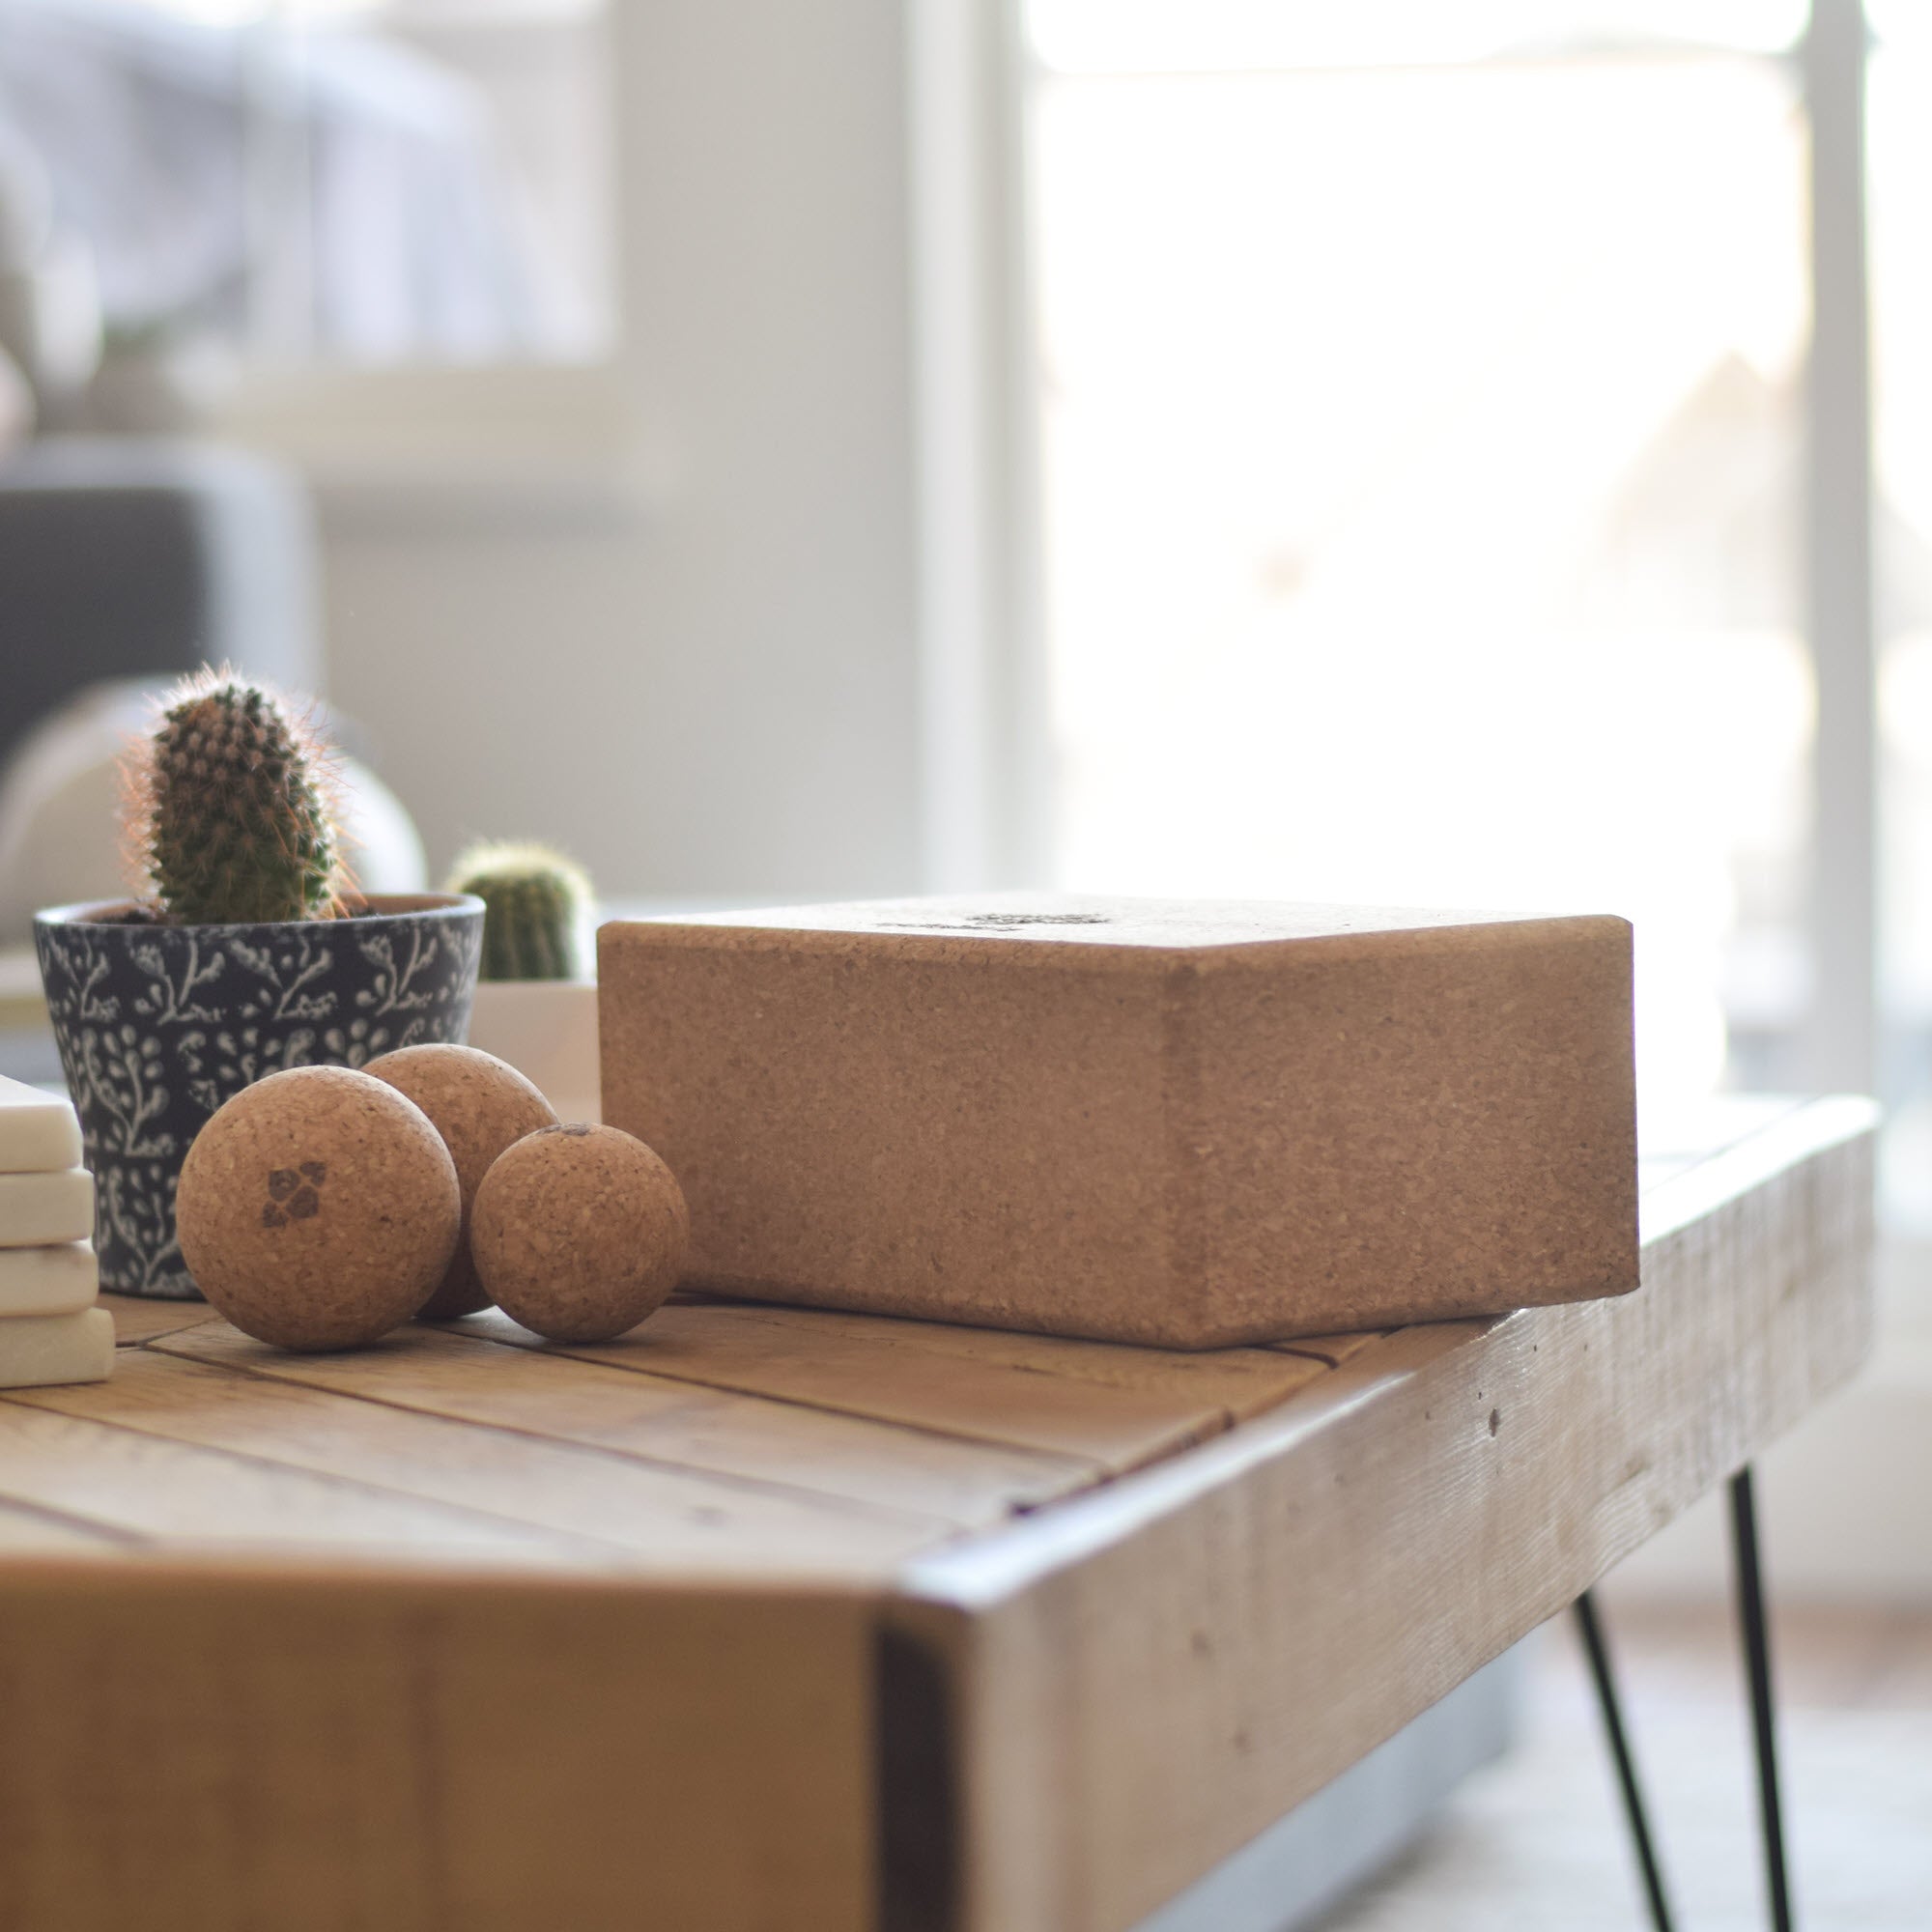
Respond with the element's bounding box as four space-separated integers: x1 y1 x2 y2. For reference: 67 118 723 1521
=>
0 1074 112 1388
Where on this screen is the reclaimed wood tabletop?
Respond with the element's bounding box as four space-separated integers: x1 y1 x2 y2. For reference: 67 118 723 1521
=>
0 1096 1877 1932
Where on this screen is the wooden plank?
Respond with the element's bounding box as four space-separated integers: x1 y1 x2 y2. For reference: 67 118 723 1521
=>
1634 1094 1804 1176
1261 1107 1814 1371
1264 1331 1389 1369
1635 1094 1868 1243
697 1304 1333 1418
0 1494 128 1554
1634 1152 1706 1189
0 1564 877 1932
0 1397 609 1564
11 1348 953 1577
890 1097 1878 1932
156 1319 1096 1530
446 1301 1329 1471
99 1292 219 1347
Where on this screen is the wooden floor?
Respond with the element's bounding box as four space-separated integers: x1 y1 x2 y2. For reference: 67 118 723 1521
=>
1312 1603 1932 1932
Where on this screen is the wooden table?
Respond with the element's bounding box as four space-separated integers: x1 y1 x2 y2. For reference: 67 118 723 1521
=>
0 1098 1876 1932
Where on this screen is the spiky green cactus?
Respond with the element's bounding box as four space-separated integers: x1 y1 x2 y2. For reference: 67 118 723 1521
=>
128 672 342 925
445 842 593 980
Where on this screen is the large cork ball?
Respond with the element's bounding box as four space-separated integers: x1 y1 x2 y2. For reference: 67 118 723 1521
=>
363 1043 557 1318
178 1065 461 1351
470 1123 689 1343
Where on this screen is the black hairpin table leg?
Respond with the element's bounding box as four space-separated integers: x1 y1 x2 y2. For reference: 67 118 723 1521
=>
1731 1464 1795 1932
1574 1590 1677 1932
1574 1463 1797 1931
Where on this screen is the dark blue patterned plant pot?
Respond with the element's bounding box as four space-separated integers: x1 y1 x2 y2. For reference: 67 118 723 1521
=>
34 894 484 1298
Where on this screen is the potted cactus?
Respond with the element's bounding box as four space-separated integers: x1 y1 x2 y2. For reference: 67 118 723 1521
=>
447 841 600 1123
33 670 484 1297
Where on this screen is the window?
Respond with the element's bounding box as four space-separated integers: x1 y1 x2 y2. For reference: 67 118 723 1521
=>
1022 2 1833 1126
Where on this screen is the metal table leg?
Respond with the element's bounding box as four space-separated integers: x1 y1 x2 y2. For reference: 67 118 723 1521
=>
1574 1463 1797 1932
1731 1465 1796 1932
1575 1590 1676 1932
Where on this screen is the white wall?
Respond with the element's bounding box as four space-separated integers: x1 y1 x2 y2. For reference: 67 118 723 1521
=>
314 0 923 904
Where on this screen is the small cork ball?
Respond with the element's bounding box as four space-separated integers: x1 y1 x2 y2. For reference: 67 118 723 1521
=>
363 1043 557 1318
470 1122 689 1343
178 1065 462 1351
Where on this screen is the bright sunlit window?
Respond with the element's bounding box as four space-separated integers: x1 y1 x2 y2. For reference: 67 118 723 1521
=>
0 0 611 364
1026 2 1814 1118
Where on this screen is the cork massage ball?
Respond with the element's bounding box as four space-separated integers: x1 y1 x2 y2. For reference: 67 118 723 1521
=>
364 1043 557 1318
178 1065 462 1351
471 1123 689 1343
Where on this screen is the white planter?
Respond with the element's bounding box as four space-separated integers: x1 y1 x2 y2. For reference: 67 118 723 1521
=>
465 980 600 1124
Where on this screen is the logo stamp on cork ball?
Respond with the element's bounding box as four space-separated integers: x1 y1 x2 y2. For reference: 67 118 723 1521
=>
262 1162 327 1228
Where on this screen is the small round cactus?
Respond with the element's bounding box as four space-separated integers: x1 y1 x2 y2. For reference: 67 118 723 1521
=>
125 670 343 926
444 841 593 981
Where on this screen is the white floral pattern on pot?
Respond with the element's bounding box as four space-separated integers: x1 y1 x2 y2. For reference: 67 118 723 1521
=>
35 895 483 1298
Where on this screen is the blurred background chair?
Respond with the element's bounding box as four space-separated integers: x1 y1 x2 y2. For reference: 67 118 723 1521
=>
0 436 322 776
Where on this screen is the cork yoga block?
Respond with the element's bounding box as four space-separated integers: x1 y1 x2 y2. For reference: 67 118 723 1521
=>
599 897 1639 1349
